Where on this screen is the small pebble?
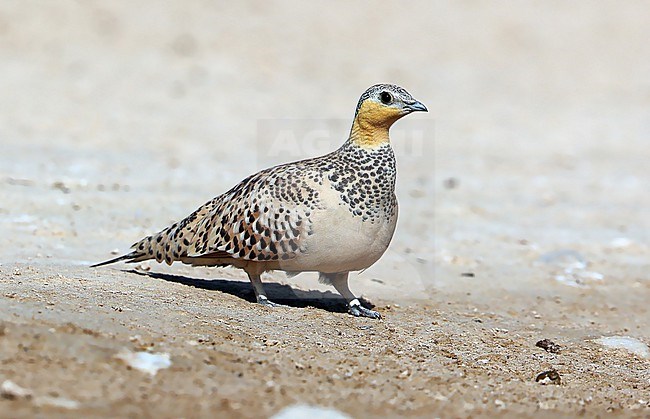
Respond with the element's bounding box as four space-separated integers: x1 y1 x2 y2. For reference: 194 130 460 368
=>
610 237 632 248
536 339 561 354
115 350 171 376
443 177 459 189
535 370 561 385
135 262 151 272
52 181 71 194
1 380 32 399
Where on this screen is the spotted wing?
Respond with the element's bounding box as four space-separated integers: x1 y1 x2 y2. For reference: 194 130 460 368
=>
187 167 321 262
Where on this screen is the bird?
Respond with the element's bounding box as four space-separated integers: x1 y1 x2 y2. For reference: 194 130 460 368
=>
92 84 427 319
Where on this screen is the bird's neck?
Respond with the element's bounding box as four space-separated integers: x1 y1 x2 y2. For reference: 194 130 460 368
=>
349 118 391 149
348 101 400 149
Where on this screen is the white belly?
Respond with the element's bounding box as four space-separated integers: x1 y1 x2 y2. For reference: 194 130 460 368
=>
279 184 398 273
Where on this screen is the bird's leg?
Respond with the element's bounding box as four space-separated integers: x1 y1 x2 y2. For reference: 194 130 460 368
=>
326 272 381 319
246 270 285 308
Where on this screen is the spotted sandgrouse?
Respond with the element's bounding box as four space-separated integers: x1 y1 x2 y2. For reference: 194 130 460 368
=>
93 84 427 318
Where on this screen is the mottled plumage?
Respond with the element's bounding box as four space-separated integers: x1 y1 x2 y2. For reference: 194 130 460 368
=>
93 83 427 318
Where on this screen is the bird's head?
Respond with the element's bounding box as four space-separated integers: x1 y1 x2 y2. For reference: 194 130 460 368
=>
350 84 427 147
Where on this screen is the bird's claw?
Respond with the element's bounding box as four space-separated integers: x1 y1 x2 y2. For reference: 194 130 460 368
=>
349 303 381 319
257 295 287 308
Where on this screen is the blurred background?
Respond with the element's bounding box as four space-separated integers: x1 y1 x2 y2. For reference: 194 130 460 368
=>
1 1 648 297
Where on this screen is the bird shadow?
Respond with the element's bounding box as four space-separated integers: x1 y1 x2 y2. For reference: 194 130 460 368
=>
125 269 360 314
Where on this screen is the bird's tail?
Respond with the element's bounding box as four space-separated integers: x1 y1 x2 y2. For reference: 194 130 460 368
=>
90 234 160 268
90 252 140 268
91 210 202 270
91 250 154 267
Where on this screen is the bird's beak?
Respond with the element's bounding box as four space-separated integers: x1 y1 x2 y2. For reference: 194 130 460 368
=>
405 100 428 113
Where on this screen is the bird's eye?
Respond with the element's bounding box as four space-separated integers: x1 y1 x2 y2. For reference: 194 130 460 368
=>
380 91 393 105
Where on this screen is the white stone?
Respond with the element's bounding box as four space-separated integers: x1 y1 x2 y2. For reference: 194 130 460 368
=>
0 380 32 399
271 404 351 419
595 336 650 359
115 350 172 375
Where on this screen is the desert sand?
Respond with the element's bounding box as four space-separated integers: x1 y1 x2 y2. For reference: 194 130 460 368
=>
1 1 649 417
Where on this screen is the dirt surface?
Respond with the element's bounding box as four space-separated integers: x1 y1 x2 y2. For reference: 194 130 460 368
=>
1 1 649 417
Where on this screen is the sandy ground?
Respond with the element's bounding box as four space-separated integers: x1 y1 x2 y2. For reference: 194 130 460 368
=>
1 1 649 417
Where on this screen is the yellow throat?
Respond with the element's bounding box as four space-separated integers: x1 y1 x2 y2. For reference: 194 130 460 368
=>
349 100 404 149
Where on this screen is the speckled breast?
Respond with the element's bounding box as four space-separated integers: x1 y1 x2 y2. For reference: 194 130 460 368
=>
279 143 399 273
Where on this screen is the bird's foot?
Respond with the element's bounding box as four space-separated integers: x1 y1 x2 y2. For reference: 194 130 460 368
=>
348 299 381 319
256 295 287 308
